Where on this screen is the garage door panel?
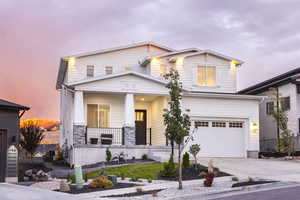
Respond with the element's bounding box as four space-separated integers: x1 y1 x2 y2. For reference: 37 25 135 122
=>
187 120 245 158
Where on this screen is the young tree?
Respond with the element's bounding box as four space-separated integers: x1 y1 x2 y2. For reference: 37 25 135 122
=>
20 120 44 160
163 69 191 189
270 88 295 157
189 144 201 165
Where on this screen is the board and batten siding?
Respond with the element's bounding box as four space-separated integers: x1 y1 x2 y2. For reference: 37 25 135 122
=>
182 96 260 151
66 45 168 83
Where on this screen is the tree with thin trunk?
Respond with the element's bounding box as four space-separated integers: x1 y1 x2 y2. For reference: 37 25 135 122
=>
20 120 44 160
270 88 295 157
163 69 191 189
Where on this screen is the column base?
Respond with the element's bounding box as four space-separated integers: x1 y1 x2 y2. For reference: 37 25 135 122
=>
123 126 135 146
73 125 86 145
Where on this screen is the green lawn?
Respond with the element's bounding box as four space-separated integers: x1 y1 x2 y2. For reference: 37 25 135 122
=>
85 162 165 180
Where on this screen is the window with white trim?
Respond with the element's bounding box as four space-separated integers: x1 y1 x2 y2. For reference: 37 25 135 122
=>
197 66 216 86
212 121 226 128
87 104 110 128
194 121 209 127
86 65 94 77
229 122 243 128
105 66 113 75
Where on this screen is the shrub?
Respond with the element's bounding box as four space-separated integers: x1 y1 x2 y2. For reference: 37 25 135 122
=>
203 172 214 187
129 176 141 182
89 176 113 189
182 152 190 168
159 156 177 178
120 172 125 180
147 177 152 183
106 148 112 162
189 144 201 165
247 177 254 183
142 154 148 160
136 187 143 194
232 176 239 182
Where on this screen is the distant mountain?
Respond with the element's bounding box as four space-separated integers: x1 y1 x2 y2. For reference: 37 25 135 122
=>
20 118 60 130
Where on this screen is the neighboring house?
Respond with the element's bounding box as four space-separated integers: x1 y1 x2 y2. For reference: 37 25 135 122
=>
0 99 29 183
239 67 300 152
56 41 262 166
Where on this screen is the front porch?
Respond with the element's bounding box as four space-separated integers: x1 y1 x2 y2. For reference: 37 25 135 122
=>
73 91 169 147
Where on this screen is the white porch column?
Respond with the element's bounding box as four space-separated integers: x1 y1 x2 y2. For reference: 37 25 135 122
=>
123 93 135 145
124 93 135 126
73 90 86 145
74 91 85 125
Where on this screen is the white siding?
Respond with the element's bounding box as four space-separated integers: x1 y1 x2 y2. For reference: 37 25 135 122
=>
182 96 260 151
67 45 167 83
59 88 74 147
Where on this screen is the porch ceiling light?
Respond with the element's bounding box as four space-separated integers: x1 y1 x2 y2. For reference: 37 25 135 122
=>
140 98 145 101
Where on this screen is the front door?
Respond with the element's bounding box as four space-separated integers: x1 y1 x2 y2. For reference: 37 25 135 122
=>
135 110 147 145
0 129 7 182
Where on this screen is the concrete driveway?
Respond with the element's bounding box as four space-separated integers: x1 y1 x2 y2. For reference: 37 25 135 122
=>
198 158 300 182
0 183 77 200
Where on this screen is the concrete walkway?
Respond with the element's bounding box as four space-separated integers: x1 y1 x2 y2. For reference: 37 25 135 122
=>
198 158 300 182
0 183 77 200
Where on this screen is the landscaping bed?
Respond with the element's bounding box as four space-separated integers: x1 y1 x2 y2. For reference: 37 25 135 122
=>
232 181 277 188
58 182 137 194
82 162 230 181
82 159 155 169
104 189 163 198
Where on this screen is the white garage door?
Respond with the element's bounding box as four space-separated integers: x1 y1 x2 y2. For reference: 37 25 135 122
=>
189 120 245 157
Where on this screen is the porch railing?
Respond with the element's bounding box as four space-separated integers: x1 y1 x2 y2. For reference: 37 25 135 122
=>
86 127 153 145
87 127 123 145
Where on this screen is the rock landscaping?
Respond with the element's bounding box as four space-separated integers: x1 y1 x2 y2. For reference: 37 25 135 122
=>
24 169 51 181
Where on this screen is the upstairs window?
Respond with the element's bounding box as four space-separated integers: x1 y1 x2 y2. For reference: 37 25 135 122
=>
280 97 290 111
86 65 94 77
197 66 216 86
105 66 113 75
266 101 274 115
160 64 167 77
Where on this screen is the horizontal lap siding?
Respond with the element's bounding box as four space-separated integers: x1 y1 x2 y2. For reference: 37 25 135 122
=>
67 46 167 83
151 97 167 146
60 89 74 146
182 96 260 151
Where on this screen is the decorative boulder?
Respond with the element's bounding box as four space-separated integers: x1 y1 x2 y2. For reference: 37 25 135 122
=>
60 180 70 192
25 169 33 177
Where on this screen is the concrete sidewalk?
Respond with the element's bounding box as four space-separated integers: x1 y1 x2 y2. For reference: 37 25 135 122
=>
198 158 300 182
0 183 77 200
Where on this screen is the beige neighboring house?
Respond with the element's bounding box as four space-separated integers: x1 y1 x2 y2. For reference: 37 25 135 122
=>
56 41 262 166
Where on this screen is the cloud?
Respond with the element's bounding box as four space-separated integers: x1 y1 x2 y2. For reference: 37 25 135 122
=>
0 0 299 119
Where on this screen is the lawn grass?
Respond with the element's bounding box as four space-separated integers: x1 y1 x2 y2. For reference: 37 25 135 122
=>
85 162 165 180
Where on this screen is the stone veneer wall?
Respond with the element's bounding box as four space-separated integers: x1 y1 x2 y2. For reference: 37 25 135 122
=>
73 125 86 145
123 126 135 145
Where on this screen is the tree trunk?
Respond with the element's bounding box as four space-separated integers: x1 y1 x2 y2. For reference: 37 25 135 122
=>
178 143 183 189
171 140 174 159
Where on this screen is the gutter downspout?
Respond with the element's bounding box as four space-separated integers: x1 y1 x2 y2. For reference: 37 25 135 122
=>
276 87 280 152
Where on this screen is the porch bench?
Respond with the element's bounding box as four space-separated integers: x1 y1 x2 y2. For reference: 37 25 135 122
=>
101 134 113 145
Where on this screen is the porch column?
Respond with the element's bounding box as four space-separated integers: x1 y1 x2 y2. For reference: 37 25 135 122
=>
123 93 135 145
73 91 86 145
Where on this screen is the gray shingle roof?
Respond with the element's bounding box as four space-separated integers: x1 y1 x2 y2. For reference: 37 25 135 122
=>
0 99 30 110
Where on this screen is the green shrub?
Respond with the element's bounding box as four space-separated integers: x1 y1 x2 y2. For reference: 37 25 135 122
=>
147 177 152 183
129 176 141 182
142 154 148 160
182 152 190 168
106 148 112 162
159 156 177 178
232 176 239 182
120 172 125 180
89 176 113 189
247 177 254 183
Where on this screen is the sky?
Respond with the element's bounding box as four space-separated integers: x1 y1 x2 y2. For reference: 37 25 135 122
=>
0 0 299 120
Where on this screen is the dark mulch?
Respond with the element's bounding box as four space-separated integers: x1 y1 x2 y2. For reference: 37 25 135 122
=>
104 189 163 198
159 164 231 181
82 159 155 169
232 181 277 188
58 182 137 194
259 151 300 158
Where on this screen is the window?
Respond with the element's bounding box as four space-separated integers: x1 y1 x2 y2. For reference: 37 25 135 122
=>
280 97 290 111
212 121 226 127
195 121 209 127
197 66 216 86
229 122 243 128
86 65 94 77
87 104 110 128
266 102 274 115
160 64 167 77
105 66 113 75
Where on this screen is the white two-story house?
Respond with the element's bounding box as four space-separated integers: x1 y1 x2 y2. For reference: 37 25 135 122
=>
56 41 262 166
239 68 300 152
